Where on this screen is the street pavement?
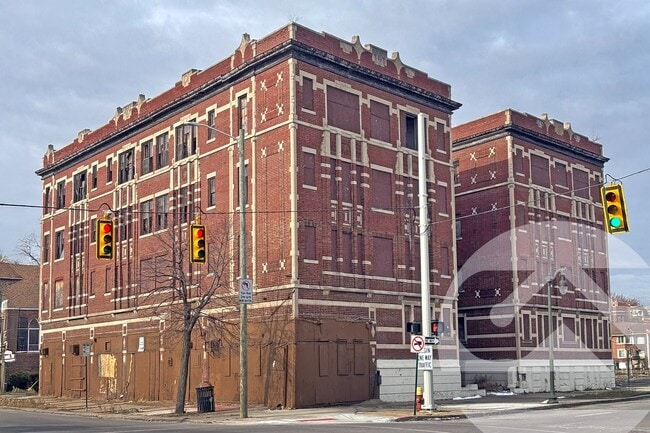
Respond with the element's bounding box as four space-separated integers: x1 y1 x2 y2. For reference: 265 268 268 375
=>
1 380 650 425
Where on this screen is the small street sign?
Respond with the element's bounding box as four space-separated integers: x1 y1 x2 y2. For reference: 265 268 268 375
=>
417 346 433 370
410 335 425 353
425 336 440 345
238 278 253 304
82 343 91 357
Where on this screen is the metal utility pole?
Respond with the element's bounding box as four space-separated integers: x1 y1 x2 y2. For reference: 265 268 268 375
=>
0 291 5 394
417 113 434 410
237 127 248 418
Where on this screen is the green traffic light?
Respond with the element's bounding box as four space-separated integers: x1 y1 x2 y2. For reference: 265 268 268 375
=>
610 216 622 228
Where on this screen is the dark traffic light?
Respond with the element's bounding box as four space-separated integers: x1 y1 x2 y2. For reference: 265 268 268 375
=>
96 219 114 260
600 184 629 234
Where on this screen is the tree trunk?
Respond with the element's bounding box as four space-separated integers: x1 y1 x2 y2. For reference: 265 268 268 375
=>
174 329 192 414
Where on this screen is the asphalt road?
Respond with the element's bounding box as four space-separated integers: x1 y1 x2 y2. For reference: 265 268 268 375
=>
2 399 650 433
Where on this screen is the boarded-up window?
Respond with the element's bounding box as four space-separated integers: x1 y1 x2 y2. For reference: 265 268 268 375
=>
304 152 316 186
438 185 448 215
340 162 351 202
305 224 317 260
555 162 568 187
330 158 338 200
573 168 589 199
357 233 364 274
370 100 390 142
337 340 349 375
354 340 367 375
319 343 329 376
331 229 338 262
341 231 352 273
327 87 359 133
371 169 392 210
435 122 446 152
440 246 450 276
530 154 550 187
513 148 524 174
373 236 393 277
302 77 314 110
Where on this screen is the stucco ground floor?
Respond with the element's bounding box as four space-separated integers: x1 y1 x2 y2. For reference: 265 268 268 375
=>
460 357 615 393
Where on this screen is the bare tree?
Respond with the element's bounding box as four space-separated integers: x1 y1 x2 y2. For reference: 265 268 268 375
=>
612 293 642 306
138 216 238 414
16 233 40 265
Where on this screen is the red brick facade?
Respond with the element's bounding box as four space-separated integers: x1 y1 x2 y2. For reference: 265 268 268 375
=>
37 24 461 406
452 109 614 391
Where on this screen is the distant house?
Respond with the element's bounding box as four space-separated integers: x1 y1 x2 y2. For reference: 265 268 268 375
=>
611 300 650 373
0 262 40 390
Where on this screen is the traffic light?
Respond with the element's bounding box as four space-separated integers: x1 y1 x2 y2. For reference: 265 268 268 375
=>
190 224 206 263
431 320 445 336
600 184 630 234
96 219 114 260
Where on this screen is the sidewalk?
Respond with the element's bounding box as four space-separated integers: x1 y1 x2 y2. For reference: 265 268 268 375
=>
2 386 650 424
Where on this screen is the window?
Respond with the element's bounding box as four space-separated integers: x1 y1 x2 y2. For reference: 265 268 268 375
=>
370 100 390 142
17 318 39 352
105 267 112 294
141 139 154 175
513 148 524 174
435 122 447 152
573 168 590 199
175 122 197 160
402 112 417 150
326 86 360 133
371 169 392 210
92 165 98 189
43 187 50 215
156 132 169 168
107 157 113 182
305 223 317 260
373 236 393 277
555 162 568 187
207 109 216 140
42 234 49 263
73 171 87 202
56 181 65 209
617 349 627 359
119 206 132 241
118 149 135 184
207 177 216 207
178 187 189 224
304 152 316 186
55 231 64 260
341 231 353 273
54 280 64 309
238 95 247 131
156 195 168 231
530 154 550 188
455 218 462 240
140 200 153 235
302 77 314 111
522 313 531 341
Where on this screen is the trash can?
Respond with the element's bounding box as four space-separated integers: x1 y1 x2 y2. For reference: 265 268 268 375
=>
196 385 215 413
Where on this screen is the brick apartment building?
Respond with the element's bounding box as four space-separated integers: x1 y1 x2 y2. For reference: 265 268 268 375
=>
36 23 466 407
0 262 40 390
452 109 614 392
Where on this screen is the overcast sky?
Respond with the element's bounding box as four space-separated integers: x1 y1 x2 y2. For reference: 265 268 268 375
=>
1 0 648 301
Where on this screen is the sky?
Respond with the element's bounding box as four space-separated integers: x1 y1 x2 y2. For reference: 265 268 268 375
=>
0 0 648 301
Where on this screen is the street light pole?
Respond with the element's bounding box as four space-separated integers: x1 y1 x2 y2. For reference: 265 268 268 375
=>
183 121 248 418
546 267 567 404
237 127 248 418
